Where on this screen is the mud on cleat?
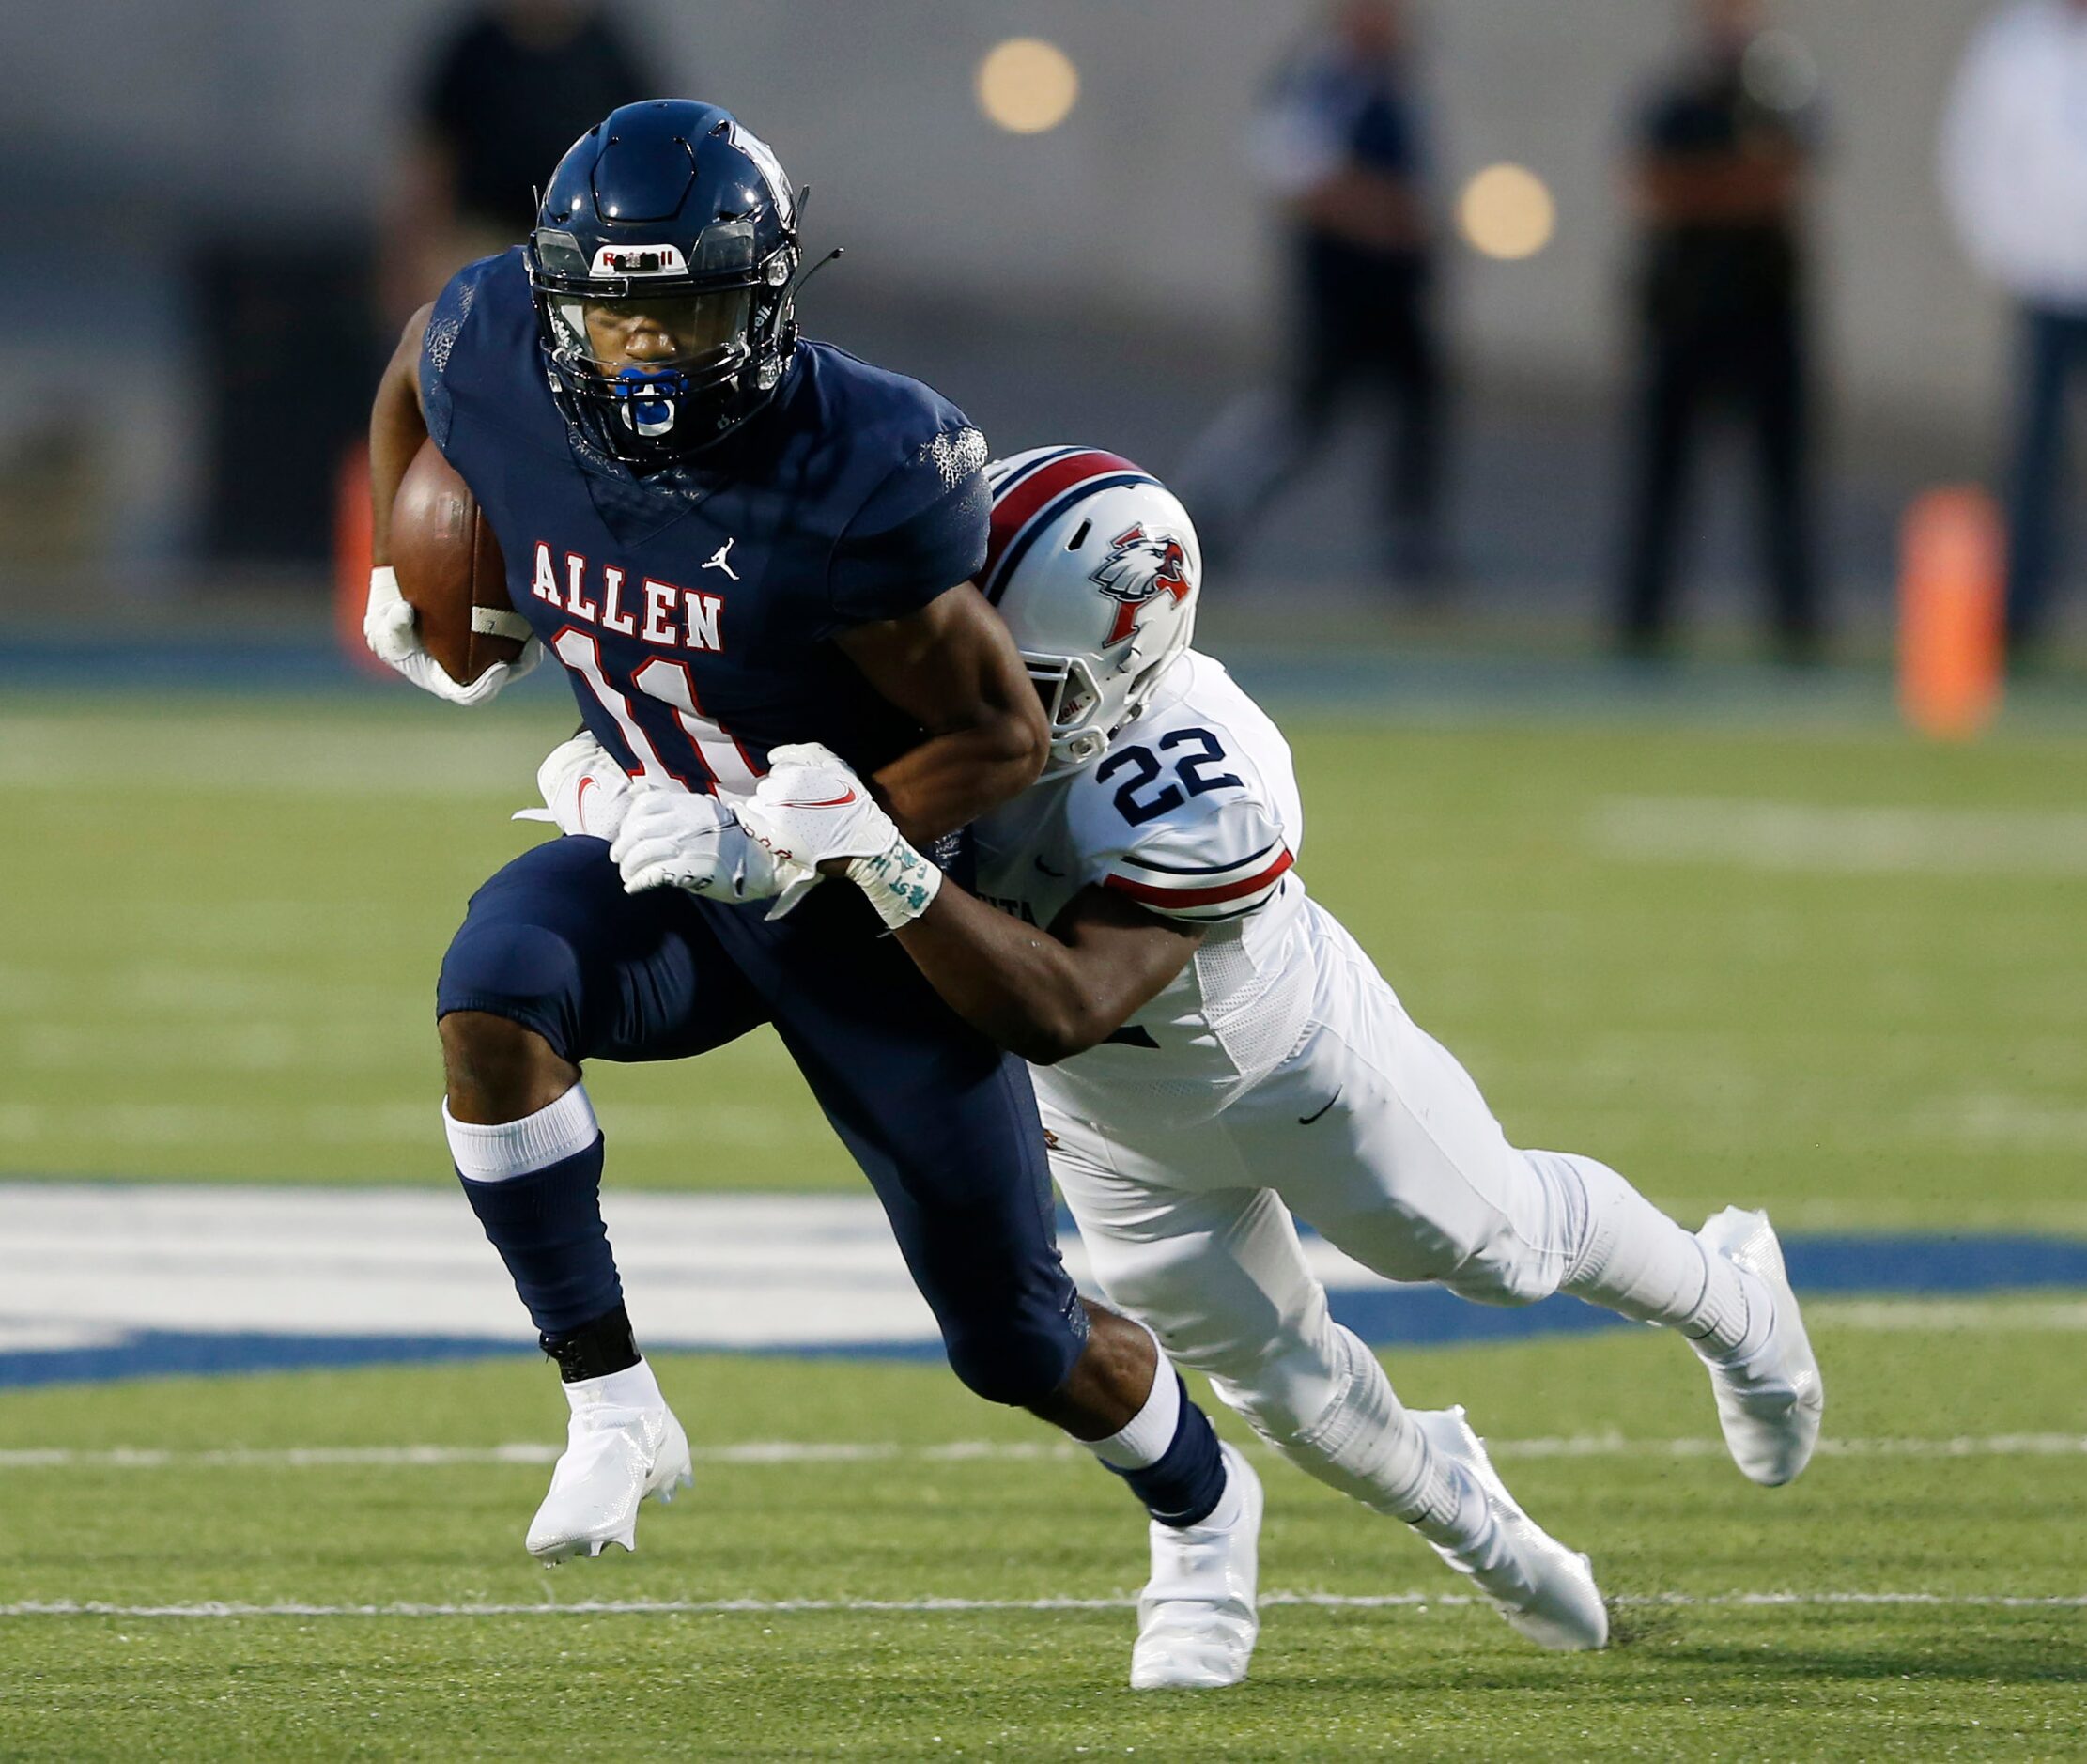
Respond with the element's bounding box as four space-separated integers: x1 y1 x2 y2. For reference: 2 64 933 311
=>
1413 1407 1608 1652
1696 1207 1825 1487
525 1358 694 1566
1130 1444 1265 1690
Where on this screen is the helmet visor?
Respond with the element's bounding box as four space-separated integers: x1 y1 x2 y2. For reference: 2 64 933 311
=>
556 289 754 380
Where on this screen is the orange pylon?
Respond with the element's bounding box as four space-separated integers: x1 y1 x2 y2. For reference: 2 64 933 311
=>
1899 487 2004 740
333 444 386 676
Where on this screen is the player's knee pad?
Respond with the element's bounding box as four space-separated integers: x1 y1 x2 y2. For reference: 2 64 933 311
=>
436 920 587 1059
1437 1248 1557 1309
939 1314 1086 1410
1435 1184 1575 1309
1199 1305 1346 1445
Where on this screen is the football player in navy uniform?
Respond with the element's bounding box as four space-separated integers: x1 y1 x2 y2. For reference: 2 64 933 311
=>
362 101 1257 1690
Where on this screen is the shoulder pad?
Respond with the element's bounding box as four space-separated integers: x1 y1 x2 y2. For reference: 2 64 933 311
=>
1097 795 1293 924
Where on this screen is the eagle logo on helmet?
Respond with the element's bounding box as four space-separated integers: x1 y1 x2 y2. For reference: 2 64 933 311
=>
1090 524 1194 647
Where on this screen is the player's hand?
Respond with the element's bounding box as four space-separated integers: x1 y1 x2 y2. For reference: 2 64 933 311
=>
611 787 796 903
740 744 941 929
514 731 632 841
363 565 542 706
739 745 897 873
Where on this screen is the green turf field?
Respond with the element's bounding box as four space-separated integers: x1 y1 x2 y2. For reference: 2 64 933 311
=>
5 690 2085 1229
5 686 2085 1758
5 1329 2083 1760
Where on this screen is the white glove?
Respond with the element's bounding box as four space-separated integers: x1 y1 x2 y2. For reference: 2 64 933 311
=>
363 565 541 706
513 731 633 841
738 743 942 930
610 786 796 904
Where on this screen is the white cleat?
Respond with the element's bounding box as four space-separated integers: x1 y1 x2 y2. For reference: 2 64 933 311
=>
1129 1443 1264 1691
525 1358 693 1566
1413 1408 1608 1652
1696 1207 1825 1487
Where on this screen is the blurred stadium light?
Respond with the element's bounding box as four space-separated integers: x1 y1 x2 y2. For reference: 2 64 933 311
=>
976 37 1080 135
1457 163 1556 263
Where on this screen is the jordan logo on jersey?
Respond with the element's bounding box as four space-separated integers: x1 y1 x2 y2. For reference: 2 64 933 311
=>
528 541 726 653
1091 523 1194 647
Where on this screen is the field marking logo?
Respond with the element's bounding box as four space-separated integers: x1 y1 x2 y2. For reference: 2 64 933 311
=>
1090 523 1193 647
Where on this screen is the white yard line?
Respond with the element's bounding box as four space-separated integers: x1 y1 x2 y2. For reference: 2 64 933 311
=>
3 1591 2082 1620
1589 797 2087 876
2 1434 2080 1472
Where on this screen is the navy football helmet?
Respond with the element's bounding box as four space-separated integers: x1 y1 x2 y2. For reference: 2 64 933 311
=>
527 100 801 461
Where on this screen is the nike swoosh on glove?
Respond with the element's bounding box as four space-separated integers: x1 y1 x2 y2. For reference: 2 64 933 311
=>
738 744 899 871
739 745 939 929
610 787 792 902
363 565 541 706
513 731 633 841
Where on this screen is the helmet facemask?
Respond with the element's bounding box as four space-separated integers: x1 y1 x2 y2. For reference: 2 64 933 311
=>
1024 652 1110 773
526 118 804 466
547 285 756 443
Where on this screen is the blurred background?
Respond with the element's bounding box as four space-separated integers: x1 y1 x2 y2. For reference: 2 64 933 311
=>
0 0 2074 675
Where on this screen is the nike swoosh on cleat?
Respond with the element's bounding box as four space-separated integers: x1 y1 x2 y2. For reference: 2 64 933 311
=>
1298 1089 1341 1126
776 790 858 809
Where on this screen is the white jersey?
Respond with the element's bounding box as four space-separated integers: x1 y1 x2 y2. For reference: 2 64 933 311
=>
973 651 1316 1125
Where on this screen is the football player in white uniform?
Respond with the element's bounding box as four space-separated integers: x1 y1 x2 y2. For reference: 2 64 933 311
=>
532 448 1822 1687
726 448 1823 1682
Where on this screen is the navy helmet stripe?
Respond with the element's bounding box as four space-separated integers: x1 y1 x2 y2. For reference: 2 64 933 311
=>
984 445 1083 498
985 472 1157 604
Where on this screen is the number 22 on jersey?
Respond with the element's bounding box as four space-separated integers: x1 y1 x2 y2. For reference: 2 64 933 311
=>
1098 727 1244 827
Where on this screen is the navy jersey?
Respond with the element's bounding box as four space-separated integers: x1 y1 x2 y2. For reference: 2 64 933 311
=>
420 249 990 796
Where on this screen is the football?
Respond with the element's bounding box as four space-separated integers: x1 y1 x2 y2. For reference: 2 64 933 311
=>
389 439 530 686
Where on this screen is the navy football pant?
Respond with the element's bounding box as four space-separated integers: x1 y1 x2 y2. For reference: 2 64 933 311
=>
436 836 1090 1407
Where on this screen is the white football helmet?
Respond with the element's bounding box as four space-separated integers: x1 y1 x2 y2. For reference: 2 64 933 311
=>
982 447 1202 774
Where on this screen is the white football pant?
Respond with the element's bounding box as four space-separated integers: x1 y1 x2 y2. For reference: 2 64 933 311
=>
1045 901 1744 1524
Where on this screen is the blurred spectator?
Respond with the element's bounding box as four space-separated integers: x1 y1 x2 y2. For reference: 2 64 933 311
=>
380 1 655 323
1617 0 1823 661
1940 0 2087 661
1178 0 1448 594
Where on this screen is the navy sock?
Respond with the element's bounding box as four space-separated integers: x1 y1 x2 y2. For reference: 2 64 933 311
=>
541 1301 640 1383
1107 1377 1229 1527
456 1134 624 1341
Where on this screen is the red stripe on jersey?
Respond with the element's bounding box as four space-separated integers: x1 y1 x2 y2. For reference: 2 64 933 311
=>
1103 846 1296 910
982 450 1151 596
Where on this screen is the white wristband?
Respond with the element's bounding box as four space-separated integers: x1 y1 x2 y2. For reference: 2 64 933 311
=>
846 841 943 931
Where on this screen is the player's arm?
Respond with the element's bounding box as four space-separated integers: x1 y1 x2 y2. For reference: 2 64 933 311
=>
369 302 434 567
834 583 1049 845
889 882 1200 1066
735 746 1295 1062
363 298 534 704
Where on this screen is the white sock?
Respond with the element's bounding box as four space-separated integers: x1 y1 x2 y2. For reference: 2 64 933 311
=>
443 1083 599 1184
564 1355 664 1415
1083 1329 1181 1470
1540 1150 1769 1361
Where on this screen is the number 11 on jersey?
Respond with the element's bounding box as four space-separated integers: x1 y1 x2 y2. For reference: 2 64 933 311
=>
552 627 764 797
